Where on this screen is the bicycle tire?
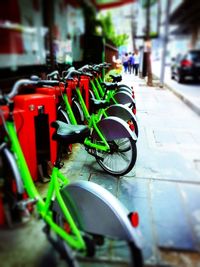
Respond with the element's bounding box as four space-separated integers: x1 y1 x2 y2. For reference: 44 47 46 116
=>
117 86 132 95
89 89 96 114
118 84 132 92
71 99 84 124
1 146 24 226
112 91 134 107
95 137 137 176
130 117 138 137
129 241 144 267
54 208 81 267
129 100 137 115
105 104 138 137
57 106 71 124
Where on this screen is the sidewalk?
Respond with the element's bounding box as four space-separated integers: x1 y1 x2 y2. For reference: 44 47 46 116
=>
1 75 200 267
122 74 200 266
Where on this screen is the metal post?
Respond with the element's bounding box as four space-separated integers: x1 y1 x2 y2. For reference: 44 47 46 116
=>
146 0 153 86
160 0 171 87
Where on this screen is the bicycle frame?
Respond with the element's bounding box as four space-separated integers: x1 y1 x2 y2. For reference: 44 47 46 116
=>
5 119 86 251
91 76 119 105
61 85 110 152
0 78 143 266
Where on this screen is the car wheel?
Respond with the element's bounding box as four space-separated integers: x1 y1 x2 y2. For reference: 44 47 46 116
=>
177 73 184 83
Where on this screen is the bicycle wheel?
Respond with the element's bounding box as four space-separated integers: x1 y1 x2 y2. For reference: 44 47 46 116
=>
53 205 81 267
112 91 135 108
95 137 137 176
117 86 132 95
105 104 138 137
53 203 97 266
57 106 71 124
71 99 84 124
95 239 143 267
129 118 138 137
1 146 24 226
53 181 143 267
118 84 132 91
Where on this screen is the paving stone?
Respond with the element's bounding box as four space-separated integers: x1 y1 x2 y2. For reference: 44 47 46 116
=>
179 184 200 250
191 132 200 144
118 178 149 199
90 173 118 195
150 180 197 251
194 159 200 173
82 161 102 174
153 129 177 145
136 143 200 182
118 178 159 265
174 131 197 146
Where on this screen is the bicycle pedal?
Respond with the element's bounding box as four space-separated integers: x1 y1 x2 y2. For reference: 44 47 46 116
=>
17 197 38 211
58 162 64 169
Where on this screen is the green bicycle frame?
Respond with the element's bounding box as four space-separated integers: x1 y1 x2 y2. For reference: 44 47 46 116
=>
94 78 104 98
93 77 118 105
90 80 101 100
6 120 86 251
63 93 77 125
62 86 110 152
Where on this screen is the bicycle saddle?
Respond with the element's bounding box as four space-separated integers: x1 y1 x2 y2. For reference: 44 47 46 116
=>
101 82 117 90
109 74 122 83
90 98 109 109
51 120 90 144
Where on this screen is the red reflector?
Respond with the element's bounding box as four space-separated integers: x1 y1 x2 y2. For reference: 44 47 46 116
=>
130 212 139 228
130 124 135 131
128 121 135 131
132 108 136 115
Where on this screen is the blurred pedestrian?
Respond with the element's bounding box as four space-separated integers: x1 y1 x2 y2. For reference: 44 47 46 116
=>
133 50 140 76
128 52 132 73
122 52 129 73
129 53 135 74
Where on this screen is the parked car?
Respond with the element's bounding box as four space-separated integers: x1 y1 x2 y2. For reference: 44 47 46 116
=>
171 50 200 83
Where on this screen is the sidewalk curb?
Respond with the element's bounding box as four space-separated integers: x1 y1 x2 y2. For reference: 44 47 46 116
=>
152 75 200 117
166 84 200 116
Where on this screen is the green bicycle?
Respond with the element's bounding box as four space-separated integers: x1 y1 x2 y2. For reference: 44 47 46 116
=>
0 78 143 267
46 70 138 176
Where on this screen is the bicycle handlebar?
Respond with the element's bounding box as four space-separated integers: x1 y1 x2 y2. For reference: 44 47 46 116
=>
4 78 60 100
63 70 82 80
47 70 60 79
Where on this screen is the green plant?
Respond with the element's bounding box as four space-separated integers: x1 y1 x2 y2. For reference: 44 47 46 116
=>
105 68 122 82
99 12 129 47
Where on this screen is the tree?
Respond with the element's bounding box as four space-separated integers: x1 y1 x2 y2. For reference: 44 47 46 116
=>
99 12 129 47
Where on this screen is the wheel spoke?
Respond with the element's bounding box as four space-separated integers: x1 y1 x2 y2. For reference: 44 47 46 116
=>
117 151 130 163
94 137 137 176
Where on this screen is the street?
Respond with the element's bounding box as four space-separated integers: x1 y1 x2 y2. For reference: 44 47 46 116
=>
152 61 200 115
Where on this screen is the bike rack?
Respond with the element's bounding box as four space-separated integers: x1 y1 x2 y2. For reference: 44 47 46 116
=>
13 93 57 181
79 75 90 111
